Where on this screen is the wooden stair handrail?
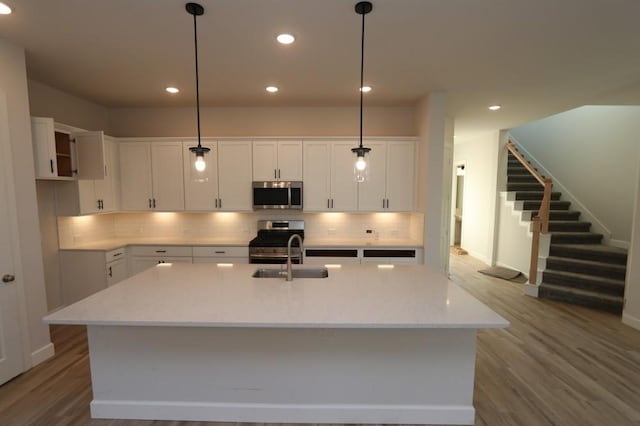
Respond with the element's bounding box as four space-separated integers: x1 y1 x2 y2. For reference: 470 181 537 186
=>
506 140 553 284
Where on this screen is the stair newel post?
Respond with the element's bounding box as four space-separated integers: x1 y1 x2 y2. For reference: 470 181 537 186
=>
530 217 541 284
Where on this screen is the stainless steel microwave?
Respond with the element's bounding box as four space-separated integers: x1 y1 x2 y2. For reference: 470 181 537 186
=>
252 181 303 210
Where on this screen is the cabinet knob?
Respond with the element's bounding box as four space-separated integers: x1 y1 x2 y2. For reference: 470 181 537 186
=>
2 274 15 283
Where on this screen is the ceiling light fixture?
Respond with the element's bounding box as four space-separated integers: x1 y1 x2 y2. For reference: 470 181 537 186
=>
165 87 180 94
186 2 210 174
0 2 11 14
351 1 373 182
488 105 501 111
276 33 295 45
266 86 279 93
360 86 372 93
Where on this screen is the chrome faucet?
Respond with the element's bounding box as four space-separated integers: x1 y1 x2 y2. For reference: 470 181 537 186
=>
286 234 303 281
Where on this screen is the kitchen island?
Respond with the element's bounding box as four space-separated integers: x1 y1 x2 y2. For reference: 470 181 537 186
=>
44 262 508 425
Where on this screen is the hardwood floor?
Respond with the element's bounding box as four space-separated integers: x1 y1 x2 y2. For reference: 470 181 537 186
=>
1 253 640 425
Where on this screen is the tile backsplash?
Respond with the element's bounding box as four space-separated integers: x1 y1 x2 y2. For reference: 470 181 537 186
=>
58 211 424 246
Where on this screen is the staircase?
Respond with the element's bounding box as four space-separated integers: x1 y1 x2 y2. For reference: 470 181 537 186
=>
507 150 627 314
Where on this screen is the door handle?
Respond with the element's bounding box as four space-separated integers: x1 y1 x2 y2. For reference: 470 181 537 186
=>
152 198 156 208
148 198 152 208
219 198 222 208
108 266 113 277
50 159 54 173
2 274 15 283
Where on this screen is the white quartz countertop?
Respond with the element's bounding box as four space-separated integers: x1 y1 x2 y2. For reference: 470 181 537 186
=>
60 237 422 251
44 263 508 329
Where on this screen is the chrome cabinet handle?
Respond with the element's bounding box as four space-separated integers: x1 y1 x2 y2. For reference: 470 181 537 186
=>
2 274 15 283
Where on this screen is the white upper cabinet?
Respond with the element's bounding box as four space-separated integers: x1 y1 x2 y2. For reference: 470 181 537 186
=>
357 140 415 212
120 141 184 211
183 139 252 211
252 140 302 181
217 140 253 211
303 140 358 211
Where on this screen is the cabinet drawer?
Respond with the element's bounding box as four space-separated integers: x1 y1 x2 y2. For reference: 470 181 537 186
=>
105 247 127 262
192 246 248 258
193 257 248 264
129 245 193 257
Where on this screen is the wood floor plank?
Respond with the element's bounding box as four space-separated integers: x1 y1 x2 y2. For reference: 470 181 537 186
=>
1 253 639 425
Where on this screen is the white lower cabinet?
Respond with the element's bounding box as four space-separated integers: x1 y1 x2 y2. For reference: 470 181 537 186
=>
128 245 193 276
304 247 423 265
59 247 128 305
192 246 249 264
359 248 423 264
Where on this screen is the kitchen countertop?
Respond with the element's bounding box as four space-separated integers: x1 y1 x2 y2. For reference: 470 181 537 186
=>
44 263 507 329
60 237 422 251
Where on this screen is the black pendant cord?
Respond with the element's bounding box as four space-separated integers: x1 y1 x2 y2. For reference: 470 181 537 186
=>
193 11 202 148
359 9 365 149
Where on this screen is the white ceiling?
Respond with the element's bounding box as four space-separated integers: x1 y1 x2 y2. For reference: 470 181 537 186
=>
1 0 640 139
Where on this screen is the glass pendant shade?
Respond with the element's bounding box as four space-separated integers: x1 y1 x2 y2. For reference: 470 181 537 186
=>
352 145 371 182
194 153 206 172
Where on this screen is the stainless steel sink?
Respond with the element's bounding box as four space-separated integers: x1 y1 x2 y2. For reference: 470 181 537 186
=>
252 267 329 279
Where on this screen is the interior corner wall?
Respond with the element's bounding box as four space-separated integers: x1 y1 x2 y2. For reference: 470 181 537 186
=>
510 106 640 244
453 131 500 264
0 40 51 358
27 79 109 131
107 106 416 137
416 92 448 272
623 151 640 331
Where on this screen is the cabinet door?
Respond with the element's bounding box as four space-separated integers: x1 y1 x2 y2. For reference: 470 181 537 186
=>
357 141 387 211
217 140 252 211
106 259 128 286
94 138 116 212
130 257 192 276
303 141 331 211
31 117 57 178
77 180 99 214
330 141 359 211
277 140 303 181
386 141 415 211
151 142 185 210
183 140 219 210
120 142 153 210
74 131 105 180
252 141 278 181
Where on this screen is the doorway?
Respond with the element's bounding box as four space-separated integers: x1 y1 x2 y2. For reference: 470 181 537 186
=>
452 164 467 254
0 91 25 385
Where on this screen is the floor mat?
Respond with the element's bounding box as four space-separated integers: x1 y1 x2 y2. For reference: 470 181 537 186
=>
478 266 527 283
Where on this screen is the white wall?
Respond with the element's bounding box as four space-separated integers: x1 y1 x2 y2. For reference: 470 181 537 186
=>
452 131 500 264
0 40 51 360
623 153 640 330
510 106 640 244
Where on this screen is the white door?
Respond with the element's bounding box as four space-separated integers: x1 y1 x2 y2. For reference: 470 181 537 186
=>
120 142 153 210
330 141 359 211
0 92 25 385
386 140 415 211
252 141 278 181
357 141 387 211
277 140 303 181
151 142 184 210
217 140 253 211
93 138 115 212
303 141 331 211
183 140 219 210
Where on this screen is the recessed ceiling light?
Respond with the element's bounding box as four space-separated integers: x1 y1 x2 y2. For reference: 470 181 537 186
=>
360 86 372 93
165 87 179 94
488 105 501 111
276 34 295 45
0 2 12 14
266 86 278 93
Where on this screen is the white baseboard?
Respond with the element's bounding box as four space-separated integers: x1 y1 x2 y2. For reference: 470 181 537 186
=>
609 239 630 250
91 400 475 425
524 283 539 297
31 342 55 367
622 311 640 331
465 249 492 265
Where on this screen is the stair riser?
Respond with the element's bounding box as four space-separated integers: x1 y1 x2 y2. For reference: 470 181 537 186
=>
522 201 571 211
514 192 561 201
549 246 627 265
542 272 624 296
508 175 540 183
538 287 623 314
550 234 603 244
507 183 544 191
545 260 626 280
525 211 581 221
547 223 591 232
507 168 534 175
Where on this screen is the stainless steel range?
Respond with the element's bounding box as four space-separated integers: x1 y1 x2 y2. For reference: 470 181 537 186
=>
249 220 304 264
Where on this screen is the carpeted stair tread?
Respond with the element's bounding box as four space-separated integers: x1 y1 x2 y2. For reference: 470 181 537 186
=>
522 200 571 210
542 269 625 296
546 256 626 280
526 210 581 220
508 175 541 183
507 167 536 175
549 244 627 265
513 191 562 201
507 183 545 191
538 283 623 314
547 221 592 232
550 232 603 244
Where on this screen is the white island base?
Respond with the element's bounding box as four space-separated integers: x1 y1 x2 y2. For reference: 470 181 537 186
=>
88 325 476 424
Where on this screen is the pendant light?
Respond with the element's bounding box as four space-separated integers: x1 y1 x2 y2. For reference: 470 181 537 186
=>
186 2 210 173
352 1 373 182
